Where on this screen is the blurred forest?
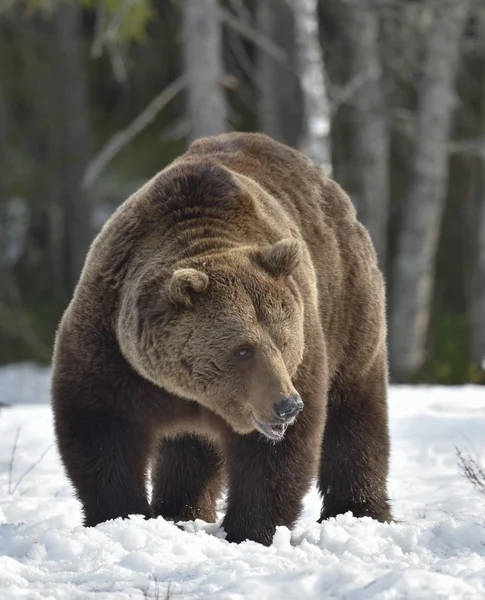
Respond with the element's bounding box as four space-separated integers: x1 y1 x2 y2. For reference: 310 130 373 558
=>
0 0 484 384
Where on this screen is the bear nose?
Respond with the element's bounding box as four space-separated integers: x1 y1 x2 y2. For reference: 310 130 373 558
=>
273 395 304 421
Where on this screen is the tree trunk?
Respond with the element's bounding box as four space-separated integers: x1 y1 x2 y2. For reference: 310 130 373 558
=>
468 64 485 370
183 0 227 142
256 0 302 148
291 0 332 172
0 85 7 303
256 0 280 141
53 1 92 292
470 179 485 369
26 5 91 300
389 0 471 381
345 0 389 271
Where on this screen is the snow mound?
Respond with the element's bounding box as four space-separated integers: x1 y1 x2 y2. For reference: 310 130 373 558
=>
0 366 484 599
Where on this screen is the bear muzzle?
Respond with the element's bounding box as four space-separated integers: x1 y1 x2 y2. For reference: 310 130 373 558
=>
252 394 304 441
273 394 304 420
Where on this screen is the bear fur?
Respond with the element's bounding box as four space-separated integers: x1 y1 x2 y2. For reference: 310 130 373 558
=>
51 132 392 545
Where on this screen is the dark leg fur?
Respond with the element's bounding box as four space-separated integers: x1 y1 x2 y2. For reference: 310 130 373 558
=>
222 415 322 546
54 409 152 527
151 435 224 523
318 359 392 523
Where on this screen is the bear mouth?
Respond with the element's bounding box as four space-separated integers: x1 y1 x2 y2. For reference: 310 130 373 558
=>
251 415 290 441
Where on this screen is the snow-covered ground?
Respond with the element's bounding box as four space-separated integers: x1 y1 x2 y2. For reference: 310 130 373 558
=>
0 363 484 599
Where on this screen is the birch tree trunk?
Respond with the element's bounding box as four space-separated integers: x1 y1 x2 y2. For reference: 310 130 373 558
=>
389 0 471 381
345 0 389 271
183 0 227 142
291 0 332 172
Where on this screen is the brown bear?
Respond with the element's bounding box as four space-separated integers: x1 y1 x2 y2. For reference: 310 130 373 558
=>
51 132 391 546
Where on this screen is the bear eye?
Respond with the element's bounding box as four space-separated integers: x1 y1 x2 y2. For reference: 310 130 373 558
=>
235 346 254 360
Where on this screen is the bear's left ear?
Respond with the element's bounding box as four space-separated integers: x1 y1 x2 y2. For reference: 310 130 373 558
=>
253 238 301 278
167 268 209 307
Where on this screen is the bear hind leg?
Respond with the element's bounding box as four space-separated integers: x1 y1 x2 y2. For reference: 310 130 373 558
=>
318 357 392 523
151 435 224 523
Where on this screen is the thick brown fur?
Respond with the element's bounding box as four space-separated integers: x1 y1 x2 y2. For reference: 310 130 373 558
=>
51 132 392 545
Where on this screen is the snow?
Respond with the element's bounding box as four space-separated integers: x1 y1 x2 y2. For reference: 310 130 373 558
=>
0 362 51 405
0 364 484 599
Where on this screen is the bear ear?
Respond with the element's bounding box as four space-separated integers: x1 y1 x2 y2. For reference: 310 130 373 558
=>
167 268 209 307
253 238 301 278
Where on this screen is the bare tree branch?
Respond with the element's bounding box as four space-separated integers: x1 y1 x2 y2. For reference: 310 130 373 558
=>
228 0 253 23
158 75 238 142
448 138 485 157
329 67 377 116
219 7 293 71
227 25 257 85
224 1 375 133
82 75 188 190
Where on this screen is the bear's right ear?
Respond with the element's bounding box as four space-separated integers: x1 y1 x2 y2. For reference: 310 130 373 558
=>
167 268 209 307
252 238 301 278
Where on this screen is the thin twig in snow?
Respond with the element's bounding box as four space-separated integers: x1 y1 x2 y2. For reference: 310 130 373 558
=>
8 427 21 495
11 444 53 495
456 446 485 495
8 427 53 495
142 575 172 599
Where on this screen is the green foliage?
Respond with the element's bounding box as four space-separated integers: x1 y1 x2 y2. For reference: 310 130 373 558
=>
467 363 485 385
426 313 474 385
1 0 155 42
82 0 155 42
0 0 68 15
0 306 53 364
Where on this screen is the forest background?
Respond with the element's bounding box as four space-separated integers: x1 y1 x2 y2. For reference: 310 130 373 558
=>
1 0 484 385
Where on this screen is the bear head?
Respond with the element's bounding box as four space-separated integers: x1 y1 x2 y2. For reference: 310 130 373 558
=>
117 238 305 441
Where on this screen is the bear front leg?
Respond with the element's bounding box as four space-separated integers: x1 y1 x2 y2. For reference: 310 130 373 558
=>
318 354 392 523
54 406 152 527
151 435 225 523
222 415 322 546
